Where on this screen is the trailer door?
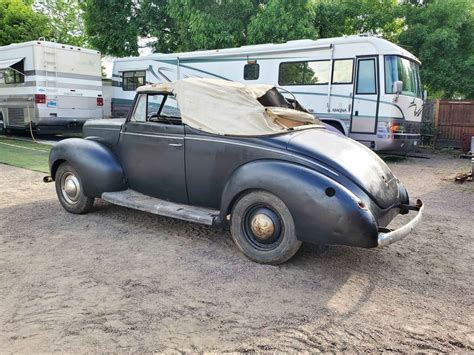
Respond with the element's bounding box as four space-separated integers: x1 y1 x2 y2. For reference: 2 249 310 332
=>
350 56 378 134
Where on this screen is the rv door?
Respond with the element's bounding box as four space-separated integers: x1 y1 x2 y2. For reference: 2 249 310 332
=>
350 56 378 134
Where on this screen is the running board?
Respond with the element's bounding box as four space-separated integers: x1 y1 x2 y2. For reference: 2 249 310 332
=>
102 189 219 226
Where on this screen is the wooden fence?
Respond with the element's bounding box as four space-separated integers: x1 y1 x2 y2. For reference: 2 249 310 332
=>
433 100 474 149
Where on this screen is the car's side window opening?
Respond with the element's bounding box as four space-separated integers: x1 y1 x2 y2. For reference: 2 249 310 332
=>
131 94 147 122
146 94 182 125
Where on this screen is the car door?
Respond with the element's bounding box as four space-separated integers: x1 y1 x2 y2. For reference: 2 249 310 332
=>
350 56 379 134
117 93 188 203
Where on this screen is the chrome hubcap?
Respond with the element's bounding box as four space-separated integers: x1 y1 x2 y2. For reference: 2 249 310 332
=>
250 213 275 240
61 172 80 204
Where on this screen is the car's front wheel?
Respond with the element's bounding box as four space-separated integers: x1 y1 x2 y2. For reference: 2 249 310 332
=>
55 162 94 214
230 190 302 264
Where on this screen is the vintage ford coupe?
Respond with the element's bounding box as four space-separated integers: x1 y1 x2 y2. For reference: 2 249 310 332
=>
46 78 423 264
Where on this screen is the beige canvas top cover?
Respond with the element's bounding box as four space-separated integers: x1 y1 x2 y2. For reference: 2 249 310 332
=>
138 78 321 136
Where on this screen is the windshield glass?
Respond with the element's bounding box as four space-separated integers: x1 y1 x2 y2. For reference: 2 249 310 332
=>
385 56 422 98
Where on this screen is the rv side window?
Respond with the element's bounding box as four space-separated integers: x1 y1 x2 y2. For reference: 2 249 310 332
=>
279 60 329 86
243 64 259 80
356 59 376 95
4 60 25 84
332 59 354 84
123 71 146 91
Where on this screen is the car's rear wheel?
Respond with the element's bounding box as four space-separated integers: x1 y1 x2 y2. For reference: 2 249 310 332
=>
55 162 94 214
230 190 302 264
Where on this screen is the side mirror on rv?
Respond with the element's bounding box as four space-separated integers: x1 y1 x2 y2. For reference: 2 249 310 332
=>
393 80 403 95
423 90 428 101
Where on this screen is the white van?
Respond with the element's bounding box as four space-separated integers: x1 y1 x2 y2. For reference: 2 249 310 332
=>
0 40 103 134
111 35 424 151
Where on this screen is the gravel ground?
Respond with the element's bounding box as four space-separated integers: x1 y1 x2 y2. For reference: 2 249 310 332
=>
0 152 473 352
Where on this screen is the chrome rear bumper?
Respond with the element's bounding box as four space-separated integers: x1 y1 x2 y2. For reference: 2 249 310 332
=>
378 199 424 247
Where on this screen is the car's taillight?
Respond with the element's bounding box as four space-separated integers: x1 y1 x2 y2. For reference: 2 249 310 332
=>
35 94 46 104
97 97 104 106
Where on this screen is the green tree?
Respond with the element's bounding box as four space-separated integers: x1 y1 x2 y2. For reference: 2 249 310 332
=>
247 0 316 44
0 0 50 46
313 0 404 41
137 0 179 53
82 0 139 56
399 0 474 99
167 0 256 51
34 0 86 46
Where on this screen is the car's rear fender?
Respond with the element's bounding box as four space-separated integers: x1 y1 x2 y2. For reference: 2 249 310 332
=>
220 160 379 248
49 138 126 197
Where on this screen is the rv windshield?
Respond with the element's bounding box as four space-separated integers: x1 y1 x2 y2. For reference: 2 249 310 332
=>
384 56 421 98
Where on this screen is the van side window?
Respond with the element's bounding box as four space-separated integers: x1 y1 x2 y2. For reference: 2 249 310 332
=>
123 71 146 91
332 59 354 84
279 60 329 86
356 59 376 94
4 60 25 84
243 64 259 80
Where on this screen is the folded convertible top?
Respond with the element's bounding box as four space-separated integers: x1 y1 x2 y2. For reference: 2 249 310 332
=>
138 78 321 136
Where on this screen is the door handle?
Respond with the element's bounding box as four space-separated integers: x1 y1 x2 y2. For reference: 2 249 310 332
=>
168 143 183 147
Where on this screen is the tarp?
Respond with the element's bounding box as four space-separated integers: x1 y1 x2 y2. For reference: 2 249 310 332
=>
0 57 24 71
138 78 321 136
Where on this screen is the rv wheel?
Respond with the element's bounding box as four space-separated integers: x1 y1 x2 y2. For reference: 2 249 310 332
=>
55 163 94 214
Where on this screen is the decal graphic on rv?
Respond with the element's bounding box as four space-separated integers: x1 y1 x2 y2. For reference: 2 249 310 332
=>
111 36 424 152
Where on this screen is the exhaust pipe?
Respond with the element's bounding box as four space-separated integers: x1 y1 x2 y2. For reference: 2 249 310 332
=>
43 176 53 183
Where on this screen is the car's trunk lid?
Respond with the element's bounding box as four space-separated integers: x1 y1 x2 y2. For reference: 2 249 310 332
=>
286 128 400 209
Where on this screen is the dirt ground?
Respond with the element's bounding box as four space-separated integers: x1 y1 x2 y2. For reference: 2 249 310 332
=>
0 152 473 352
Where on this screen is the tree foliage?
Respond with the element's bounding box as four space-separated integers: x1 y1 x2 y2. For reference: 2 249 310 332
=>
137 0 179 53
399 0 474 99
0 0 50 46
166 0 257 51
247 0 316 44
34 0 86 47
314 0 403 41
82 0 139 57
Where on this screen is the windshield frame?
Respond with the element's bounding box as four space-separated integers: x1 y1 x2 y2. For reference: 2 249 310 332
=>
383 55 422 99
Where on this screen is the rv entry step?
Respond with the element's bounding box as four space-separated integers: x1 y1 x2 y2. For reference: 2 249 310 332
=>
101 189 219 226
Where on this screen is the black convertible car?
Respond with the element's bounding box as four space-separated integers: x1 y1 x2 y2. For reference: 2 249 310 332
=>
46 78 423 264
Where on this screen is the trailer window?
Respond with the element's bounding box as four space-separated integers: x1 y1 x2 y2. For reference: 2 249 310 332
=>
243 64 259 80
4 60 24 84
356 59 376 95
123 71 146 91
279 60 329 86
332 59 353 84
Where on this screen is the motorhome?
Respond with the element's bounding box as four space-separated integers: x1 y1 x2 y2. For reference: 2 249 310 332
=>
0 40 103 133
111 35 424 151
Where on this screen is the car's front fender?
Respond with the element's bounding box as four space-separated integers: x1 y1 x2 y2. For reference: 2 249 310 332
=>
49 138 126 198
220 160 379 248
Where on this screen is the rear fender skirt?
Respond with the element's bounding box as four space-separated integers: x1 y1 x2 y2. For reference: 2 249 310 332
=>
49 138 126 197
220 160 379 248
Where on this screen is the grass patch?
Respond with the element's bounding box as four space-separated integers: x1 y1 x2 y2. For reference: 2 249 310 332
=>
0 137 51 173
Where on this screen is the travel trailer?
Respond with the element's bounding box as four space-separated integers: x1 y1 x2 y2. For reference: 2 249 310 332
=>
0 40 103 133
111 36 424 151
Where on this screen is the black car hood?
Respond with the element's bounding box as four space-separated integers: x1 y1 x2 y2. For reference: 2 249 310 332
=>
286 128 400 209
